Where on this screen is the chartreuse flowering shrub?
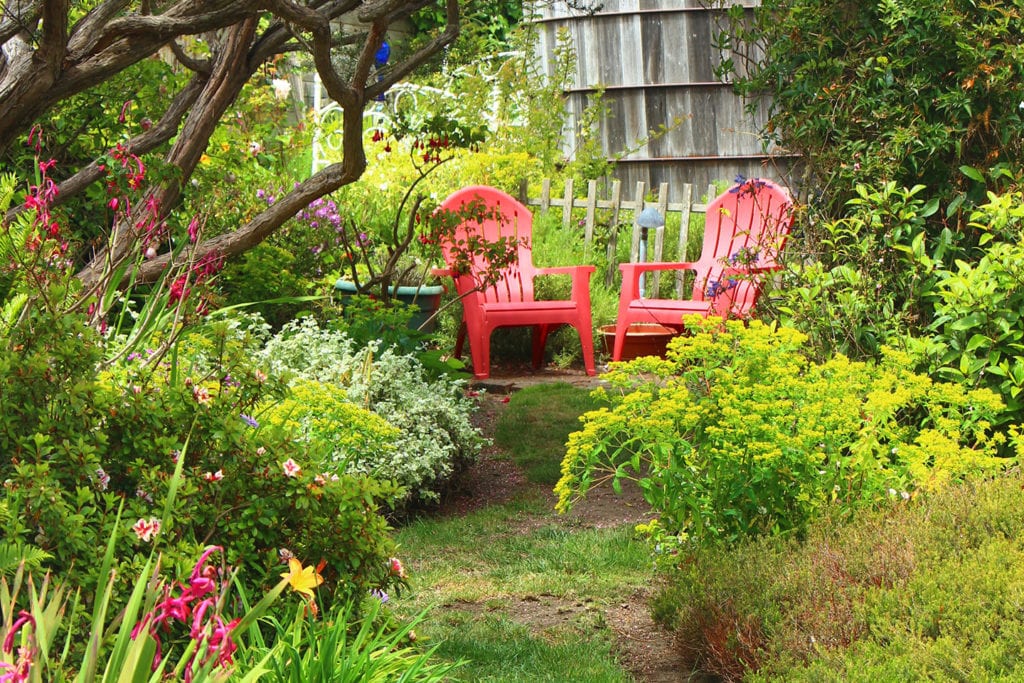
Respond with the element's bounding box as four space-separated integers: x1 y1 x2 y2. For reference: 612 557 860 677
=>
556 316 1012 548
258 318 483 506
260 379 400 469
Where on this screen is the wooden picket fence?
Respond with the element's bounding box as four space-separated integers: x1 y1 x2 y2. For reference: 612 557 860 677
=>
522 178 717 295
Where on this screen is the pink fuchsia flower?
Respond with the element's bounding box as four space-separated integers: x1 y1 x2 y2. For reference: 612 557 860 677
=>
187 216 201 243
169 275 191 304
130 546 240 679
132 517 161 542
185 546 222 601
0 645 33 682
281 458 301 478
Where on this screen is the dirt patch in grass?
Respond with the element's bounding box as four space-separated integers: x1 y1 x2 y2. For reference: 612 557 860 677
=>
433 385 691 682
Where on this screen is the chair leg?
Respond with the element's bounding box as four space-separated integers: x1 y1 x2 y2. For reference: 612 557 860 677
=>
612 320 628 362
531 325 549 369
454 319 468 359
469 327 492 379
577 323 596 376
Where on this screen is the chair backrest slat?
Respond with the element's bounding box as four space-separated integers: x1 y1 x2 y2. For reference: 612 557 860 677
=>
439 186 537 305
692 179 793 313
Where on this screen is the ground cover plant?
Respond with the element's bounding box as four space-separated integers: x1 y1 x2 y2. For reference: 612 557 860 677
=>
651 471 1024 681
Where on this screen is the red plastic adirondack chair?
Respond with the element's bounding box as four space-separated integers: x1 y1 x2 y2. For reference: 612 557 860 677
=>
436 186 597 379
613 178 794 362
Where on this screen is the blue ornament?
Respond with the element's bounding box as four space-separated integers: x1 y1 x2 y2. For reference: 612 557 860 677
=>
375 41 390 68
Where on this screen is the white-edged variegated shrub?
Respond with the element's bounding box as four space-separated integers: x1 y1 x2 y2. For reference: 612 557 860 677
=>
259 318 484 506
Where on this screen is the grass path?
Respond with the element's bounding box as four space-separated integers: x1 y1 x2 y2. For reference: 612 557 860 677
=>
393 383 685 682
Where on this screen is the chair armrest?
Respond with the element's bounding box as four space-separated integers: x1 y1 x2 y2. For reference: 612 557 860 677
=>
720 264 781 278
619 261 698 299
535 265 595 301
431 267 456 278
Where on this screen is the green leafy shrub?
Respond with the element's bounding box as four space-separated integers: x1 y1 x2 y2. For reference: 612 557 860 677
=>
258 318 484 507
1 310 403 608
912 189 1024 421
556 316 1011 547
718 0 1024 226
261 378 400 467
218 243 311 329
768 182 945 359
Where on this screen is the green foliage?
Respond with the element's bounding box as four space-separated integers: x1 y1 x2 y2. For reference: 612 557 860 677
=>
218 244 310 329
258 318 484 507
653 472 1024 682
0 543 51 579
249 597 460 682
718 0 1024 224
0 540 289 681
261 378 400 468
189 61 311 240
556 316 1011 548
0 309 402 612
768 182 945 359
912 189 1024 421
410 0 523 60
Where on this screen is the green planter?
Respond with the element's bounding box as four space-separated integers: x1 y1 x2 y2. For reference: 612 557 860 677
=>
334 279 444 332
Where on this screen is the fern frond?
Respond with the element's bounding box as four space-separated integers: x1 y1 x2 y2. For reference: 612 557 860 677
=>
0 541 53 578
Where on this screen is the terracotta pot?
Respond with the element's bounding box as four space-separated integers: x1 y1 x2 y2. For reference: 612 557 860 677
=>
598 323 678 361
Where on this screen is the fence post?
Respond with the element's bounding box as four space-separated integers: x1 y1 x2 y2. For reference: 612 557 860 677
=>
629 181 647 264
676 183 694 298
584 180 598 256
540 178 551 212
562 178 574 228
650 182 670 295
605 180 622 287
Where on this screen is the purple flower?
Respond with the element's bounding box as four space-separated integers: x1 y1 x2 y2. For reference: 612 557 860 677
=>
95 467 110 491
369 588 389 603
240 414 259 429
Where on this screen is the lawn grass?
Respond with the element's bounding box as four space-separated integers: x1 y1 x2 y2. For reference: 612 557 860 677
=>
424 612 632 682
493 383 603 484
397 496 651 602
393 384 648 681
395 499 650 681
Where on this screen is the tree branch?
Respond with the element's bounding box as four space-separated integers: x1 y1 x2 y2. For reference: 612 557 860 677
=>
367 0 459 99
48 74 207 209
168 37 212 74
65 0 130 58
0 0 41 46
